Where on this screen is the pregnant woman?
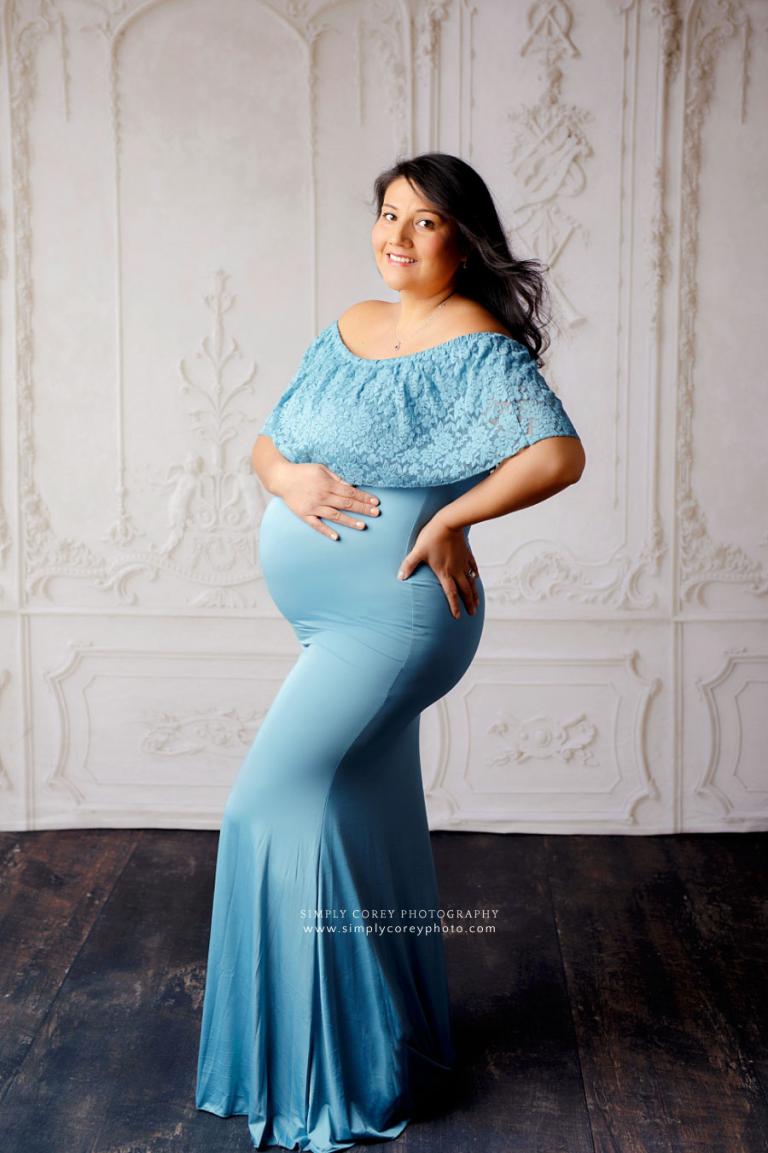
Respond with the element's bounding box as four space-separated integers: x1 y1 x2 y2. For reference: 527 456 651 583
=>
195 152 585 1152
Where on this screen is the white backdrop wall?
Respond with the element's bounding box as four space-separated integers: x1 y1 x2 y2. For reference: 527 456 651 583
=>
0 0 766 834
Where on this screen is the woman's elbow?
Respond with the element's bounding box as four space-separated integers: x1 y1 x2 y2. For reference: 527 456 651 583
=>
252 432 271 460
559 436 586 484
537 435 585 486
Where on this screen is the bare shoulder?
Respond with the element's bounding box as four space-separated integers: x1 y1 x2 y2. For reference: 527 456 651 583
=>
447 298 513 339
338 299 389 319
337 299 391 330
337 299 394 346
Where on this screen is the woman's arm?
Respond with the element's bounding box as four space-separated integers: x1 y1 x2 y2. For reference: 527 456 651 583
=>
396 435 585 620
251 434 382 539
433 435 585 531
251 434 295 497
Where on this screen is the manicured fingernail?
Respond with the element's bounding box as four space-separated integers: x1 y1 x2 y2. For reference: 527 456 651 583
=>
397 570 404 580
369 497 378 504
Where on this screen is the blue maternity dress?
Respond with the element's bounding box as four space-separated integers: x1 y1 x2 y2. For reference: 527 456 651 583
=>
195 320 580 1151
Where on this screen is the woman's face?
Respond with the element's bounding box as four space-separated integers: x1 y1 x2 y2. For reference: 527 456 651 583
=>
371 176 465 294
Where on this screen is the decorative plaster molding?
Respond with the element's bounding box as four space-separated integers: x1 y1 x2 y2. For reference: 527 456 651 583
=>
486 525 663 609
649 0 683 78
485 710 598 767
140 703 268 757
693 647 768 820
513 1 590 330
3 0 765 837
0 191 10 583
358 2 410 154
44 639 93 803
118 271 267 575
42 639 294 806
22 269 267 605
0 669 13 790
482 0 672 611
414 0 451 67
675 0 760 606
430 649 661 826
9 0 417 606
457 0 476 158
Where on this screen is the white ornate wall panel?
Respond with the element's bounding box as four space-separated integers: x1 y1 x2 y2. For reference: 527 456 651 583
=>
0 0 765 832
682 623 768 831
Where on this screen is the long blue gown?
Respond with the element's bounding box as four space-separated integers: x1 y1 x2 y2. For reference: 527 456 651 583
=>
195 320 580 1151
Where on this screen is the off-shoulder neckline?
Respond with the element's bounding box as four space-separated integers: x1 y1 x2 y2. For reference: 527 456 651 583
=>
332 319 518 363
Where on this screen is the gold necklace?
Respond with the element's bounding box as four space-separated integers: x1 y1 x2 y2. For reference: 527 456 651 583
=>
393 291 456 352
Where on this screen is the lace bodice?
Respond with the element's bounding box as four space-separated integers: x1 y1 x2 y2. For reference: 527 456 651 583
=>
258 320 580 487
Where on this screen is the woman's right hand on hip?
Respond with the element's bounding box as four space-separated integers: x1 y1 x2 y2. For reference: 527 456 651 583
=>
276 462 381 540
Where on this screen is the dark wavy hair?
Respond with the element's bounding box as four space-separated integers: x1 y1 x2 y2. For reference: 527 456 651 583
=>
370 152 552 364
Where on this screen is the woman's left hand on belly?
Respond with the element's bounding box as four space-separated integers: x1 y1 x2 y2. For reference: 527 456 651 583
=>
396 517 480 621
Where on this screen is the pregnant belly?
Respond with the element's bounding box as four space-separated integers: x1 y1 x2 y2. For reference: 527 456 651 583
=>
258 485 485 693
258 486 411 616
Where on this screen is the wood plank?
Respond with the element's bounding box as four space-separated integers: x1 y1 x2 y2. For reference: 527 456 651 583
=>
548 834 768 1153
0 829 249 1153
668 834 768 1102
0 829 137 1093
427 830 595 1153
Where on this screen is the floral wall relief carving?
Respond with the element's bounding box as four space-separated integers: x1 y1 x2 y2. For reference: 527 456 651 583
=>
486 0 672 611
485 710 598 767
11 0 414 608
140 702 268 757
356 0 410 153
131 272 267 601
675 0 758 606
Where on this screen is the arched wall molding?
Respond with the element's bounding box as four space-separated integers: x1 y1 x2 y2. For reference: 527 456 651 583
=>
6 0 435 607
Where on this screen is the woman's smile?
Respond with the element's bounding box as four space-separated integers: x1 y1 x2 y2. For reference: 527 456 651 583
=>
372 175 468 290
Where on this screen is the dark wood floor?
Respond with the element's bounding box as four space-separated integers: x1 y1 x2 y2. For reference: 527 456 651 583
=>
0 828 766 1153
